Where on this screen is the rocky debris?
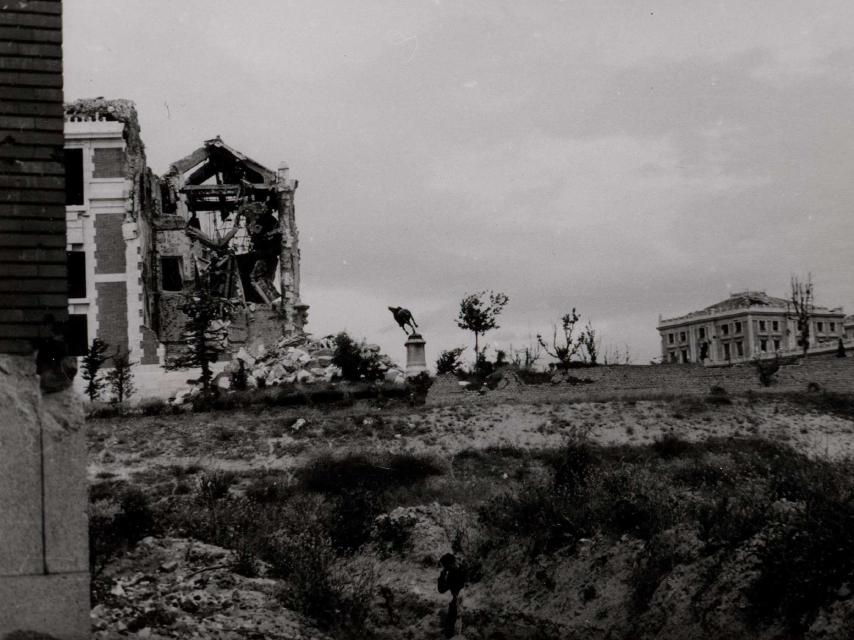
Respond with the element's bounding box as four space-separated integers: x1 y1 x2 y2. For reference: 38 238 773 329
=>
239 334 405 388
170 335 406 404
91 536 329 640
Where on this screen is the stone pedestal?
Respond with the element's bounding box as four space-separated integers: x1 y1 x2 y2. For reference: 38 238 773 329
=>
405 333 428 378
0 355 90 639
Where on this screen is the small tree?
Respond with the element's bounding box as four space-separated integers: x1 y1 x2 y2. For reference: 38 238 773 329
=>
106 348 135 403
81 337 109 402
436 347 466 375
167 270 230 399
456 290 509 358
788 274 813 356
836 337 847 358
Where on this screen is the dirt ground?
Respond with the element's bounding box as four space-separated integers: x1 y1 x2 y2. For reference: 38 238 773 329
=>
89 395 854 482
87 394 854 639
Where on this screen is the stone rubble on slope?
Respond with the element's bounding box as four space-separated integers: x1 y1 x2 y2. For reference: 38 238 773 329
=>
170 334 406 404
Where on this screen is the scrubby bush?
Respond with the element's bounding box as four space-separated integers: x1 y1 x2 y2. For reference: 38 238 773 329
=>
436 347 466 375
332 332 386 382
753 355 781 387
89 486 155 575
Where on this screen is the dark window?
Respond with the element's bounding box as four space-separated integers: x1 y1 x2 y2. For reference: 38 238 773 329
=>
698 327 706 339
772 320 779 331
668 333 674 344
774 339 781 350
759 320 766 331
722 324 729 336
670 352 678 363
680 331 686 343
160 256 184 291
760 339 767 352
724 343 731 359
92 147 126 178
67 251 86 298
65 314 88 356
817 322 824 332
65 148 84 205
734 321 742 333
681 349 688 363
830 322 836 332
736 341 744 356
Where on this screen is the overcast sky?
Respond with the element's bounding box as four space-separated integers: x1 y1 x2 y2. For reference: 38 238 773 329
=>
64 1 854 365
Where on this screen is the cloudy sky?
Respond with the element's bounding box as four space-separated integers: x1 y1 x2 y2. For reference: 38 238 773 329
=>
64 1 854 365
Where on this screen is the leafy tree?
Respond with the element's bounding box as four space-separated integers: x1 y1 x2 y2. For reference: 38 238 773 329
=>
836 338 846 358
456 290 509 357
106 348 135 404
436 347 466 375
81 337 109 402
788 274 814 356
167 269 230 399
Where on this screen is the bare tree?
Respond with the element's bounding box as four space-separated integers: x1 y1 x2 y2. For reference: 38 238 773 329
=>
788 274 814 356
580 321 599 366
537 309 583 368
511 337 542 370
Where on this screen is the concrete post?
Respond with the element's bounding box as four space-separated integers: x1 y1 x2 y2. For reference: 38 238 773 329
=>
405 333 428 377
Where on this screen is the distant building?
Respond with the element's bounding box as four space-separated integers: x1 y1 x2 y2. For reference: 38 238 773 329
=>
846 315 854 341
657 291 845 364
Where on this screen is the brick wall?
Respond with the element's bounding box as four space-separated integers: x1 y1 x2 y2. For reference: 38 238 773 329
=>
94 212 125 273
95 281 128 356
0 0 66 353
427 354 854 406
91 146 125 178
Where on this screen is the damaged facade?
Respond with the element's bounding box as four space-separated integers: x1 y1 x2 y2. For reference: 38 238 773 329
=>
64 98 307 364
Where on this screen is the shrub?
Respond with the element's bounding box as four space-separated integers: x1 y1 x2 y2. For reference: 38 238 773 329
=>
138 397 169 416
196 470 235 503
707 385 732 405
332 332 386 382
89 487 155 575
652 432 692 459
232 359 249 391
753 355 781 387
436 347 466 374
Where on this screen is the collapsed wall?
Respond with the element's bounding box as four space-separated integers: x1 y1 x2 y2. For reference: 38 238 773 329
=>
152 137 307 362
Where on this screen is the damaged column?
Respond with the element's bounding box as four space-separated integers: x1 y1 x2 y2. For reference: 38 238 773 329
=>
277 163 309 334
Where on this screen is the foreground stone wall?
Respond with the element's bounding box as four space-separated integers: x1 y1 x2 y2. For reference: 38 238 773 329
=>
427 354 854 406
0 356 89 638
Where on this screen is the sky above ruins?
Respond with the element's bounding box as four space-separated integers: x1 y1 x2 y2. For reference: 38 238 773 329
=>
64 1 854 365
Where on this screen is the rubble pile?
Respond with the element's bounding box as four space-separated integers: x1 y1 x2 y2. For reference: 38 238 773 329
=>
171 334 407 404
225 335 406 389
92 537 329 639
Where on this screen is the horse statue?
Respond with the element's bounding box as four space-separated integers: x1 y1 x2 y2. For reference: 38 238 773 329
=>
388 306 419 336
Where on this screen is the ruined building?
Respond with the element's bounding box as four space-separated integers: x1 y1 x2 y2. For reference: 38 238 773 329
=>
63 98 307 364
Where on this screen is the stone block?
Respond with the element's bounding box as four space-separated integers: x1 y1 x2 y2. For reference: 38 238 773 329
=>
41 390 87 574
0 572 90 639
0 355 45 576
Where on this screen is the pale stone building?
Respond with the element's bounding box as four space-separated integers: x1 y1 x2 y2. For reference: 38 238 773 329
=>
64 98 160 363
658 291 845 364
